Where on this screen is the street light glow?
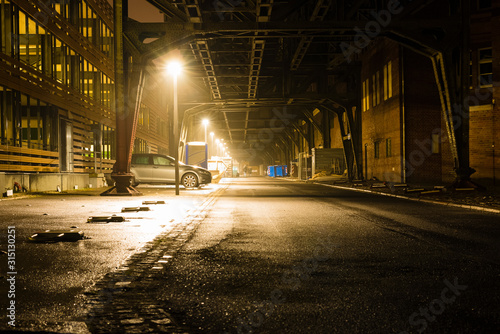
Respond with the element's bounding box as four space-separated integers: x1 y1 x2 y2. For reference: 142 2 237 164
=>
202 119 209 126
167 61 182 77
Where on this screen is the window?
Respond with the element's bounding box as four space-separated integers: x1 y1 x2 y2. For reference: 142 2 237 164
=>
132 155 150 165
0 0 13 55
153 156 173 166
479 48 493 87
102 125 115 159
374 141 380 159
362 79 370 111
432 134 440 154
376 71 380 105
384 61 392 100
386 138 392 157
372 74 376 107
372 72 380 107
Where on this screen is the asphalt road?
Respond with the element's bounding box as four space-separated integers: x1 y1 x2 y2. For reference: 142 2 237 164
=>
152 177 500 334
1 177 499 334
0 184 220 333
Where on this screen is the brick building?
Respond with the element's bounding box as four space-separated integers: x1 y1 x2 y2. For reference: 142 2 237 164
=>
359 37 454 185
469 0 499 185
358 1 499 186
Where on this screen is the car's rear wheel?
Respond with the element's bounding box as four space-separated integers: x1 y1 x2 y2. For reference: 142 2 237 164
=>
182 173 199 188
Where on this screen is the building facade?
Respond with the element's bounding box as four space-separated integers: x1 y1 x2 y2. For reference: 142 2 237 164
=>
0 0 169 190
359 37 455 185
469 0 499 185
357 0 500 186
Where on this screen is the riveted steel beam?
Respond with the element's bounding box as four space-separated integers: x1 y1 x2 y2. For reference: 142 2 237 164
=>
290 0 332 71
144 0 188 22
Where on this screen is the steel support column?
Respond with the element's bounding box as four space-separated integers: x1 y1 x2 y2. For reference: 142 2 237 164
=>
102 0 141 196
322 108 331 148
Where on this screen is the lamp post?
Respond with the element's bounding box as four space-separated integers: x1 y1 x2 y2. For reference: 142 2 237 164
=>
167 61 182 195
210 132 214 158
202 119 209 143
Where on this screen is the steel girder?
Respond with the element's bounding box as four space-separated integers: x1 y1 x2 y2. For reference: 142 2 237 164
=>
115 0 468 172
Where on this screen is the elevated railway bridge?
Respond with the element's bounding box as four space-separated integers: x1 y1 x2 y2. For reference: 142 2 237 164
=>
109 0 471 194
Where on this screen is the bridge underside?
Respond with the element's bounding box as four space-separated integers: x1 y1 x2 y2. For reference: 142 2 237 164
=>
112 0 471 186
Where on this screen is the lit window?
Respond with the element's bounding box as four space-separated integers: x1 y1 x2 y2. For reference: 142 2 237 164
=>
362 79 370 111
432 134 440 154
384 61 392 100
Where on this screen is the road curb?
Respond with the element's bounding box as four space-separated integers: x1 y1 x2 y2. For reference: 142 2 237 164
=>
317 183 500 214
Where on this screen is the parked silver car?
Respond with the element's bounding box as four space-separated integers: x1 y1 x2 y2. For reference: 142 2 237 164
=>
130 153 212 188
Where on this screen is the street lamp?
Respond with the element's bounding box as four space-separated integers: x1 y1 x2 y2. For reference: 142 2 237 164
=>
218 142 223 157
167 60 182 195
210 132 214 158
202 119 209 143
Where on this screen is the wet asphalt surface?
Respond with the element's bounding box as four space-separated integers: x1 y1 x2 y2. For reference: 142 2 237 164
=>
1 177 500 333
0 184 219 333
153 178 500 334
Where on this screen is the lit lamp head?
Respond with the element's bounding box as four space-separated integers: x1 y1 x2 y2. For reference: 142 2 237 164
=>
167 61 182 77
202 119 209 126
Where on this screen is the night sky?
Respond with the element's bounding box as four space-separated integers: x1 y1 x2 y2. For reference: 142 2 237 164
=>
107 0 164 22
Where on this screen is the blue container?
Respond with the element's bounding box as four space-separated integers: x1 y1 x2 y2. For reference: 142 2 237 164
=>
276 165 283 177
268 165 276 177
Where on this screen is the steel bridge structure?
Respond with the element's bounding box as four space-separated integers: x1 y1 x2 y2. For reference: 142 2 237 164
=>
107 0 471 194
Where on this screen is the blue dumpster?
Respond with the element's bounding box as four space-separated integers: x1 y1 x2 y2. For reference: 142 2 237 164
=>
268 165 276 177
276 165 283 177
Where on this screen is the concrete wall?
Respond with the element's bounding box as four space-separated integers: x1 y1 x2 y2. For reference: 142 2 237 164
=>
1 173 93 193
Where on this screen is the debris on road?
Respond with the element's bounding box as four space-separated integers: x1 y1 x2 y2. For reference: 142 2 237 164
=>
142 200 166 205
28 230 86 243
87 216 126 223
122 206 151 212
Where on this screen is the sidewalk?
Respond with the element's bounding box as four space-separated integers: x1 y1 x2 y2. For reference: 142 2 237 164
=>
293 175 500 214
